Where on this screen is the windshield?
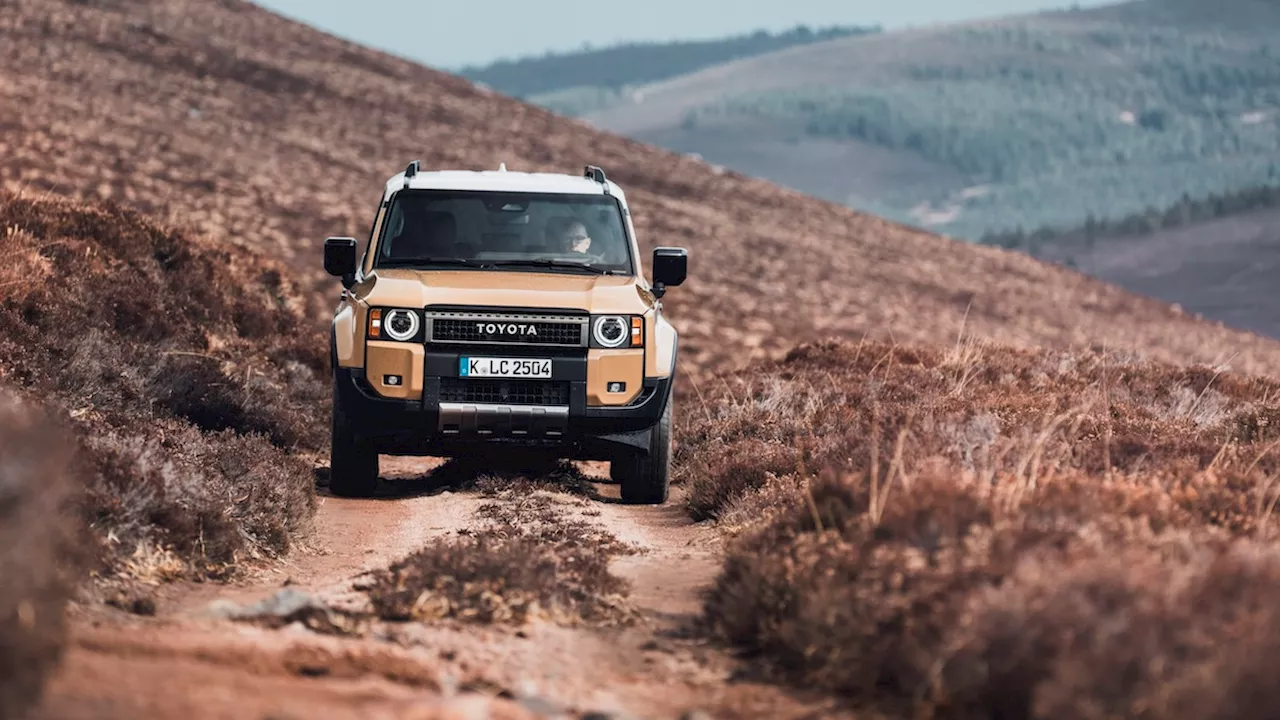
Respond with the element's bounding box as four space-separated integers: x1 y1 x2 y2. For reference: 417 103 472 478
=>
373 190 634 274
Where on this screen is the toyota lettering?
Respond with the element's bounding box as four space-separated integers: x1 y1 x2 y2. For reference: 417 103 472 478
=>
477 322 538 337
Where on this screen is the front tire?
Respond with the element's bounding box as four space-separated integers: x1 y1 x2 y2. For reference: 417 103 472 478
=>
615 393 672 505
329 375 378 498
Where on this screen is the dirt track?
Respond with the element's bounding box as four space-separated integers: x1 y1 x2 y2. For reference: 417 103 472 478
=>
34 459 844 720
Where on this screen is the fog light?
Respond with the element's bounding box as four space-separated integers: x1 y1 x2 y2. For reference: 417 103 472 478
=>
384 374 403 387
607 381 626 393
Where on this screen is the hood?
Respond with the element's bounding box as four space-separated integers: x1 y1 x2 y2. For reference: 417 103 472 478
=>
359 269 655 314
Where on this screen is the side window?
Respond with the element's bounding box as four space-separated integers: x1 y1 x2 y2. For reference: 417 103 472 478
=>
378 200 406 261
360 194 388 275
623 208 642 276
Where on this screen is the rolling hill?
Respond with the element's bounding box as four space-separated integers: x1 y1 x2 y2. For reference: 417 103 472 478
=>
1058 204 1280 337
459 24 879 117
5 0 1280 385
1008 183 1280 338
582 0 1280 242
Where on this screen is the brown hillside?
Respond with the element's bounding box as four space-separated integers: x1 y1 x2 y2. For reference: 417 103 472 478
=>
4 0 1280 380
1039 205 1280 340
0 189 324 578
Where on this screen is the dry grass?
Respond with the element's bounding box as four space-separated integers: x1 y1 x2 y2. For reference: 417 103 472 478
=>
366 463 634 627
687 339 1280 717
83 422 318 576
0 389 79 719
677 339 1280 524
0 190 324 578
944 539 1280 720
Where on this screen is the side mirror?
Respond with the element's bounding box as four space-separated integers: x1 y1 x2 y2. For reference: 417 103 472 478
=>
651 247 687 299
324 237 359 288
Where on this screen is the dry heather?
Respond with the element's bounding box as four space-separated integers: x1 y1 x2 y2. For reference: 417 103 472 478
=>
367 465 634 627
6 0 1280 384
0 190 326 578
0 389 78 719
684 340 1280 718
677 339 1280 523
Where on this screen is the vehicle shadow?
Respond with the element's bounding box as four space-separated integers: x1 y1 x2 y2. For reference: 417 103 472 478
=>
312 460 470 501
588 487 627 504
370 471 462 500
315 457 618 502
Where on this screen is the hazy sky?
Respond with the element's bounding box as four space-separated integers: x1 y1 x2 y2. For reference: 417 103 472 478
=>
252 1 1116 70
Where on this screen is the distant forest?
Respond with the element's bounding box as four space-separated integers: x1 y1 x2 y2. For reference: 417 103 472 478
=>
692 22 1280 238
460 25 879 99
981 182 1280 253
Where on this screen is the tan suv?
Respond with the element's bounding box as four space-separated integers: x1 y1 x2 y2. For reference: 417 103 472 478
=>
323 162 687 503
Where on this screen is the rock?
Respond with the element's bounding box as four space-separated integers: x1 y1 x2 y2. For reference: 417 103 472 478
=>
517 694 563 717
203 588 357 635
204 599 242 619
129 595 158 616
236 588 324 619
393 694 539 720
579 710 649 720
106 588 157 616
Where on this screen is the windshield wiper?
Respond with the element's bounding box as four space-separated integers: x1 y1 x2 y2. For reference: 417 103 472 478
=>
489 259 614 275
382 257 494 269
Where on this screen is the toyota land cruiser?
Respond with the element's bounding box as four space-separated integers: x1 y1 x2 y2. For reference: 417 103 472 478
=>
323 162 687 503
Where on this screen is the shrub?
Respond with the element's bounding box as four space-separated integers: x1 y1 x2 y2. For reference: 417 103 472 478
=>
82 423 316 574
676 340 1280 522
367 465 633 626
0 189 326 577
940 540 1280 720
694 339 1280 716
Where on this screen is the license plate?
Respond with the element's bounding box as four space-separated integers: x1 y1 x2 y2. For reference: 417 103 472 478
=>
459 357 552 379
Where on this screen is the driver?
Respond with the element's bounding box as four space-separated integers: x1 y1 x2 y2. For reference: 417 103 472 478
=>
544 217 592 255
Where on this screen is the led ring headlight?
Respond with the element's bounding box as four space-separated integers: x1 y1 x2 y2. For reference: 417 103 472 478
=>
592 315 628 348
383 309 420 341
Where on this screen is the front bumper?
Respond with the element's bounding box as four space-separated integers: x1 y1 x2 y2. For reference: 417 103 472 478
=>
335 363 673 461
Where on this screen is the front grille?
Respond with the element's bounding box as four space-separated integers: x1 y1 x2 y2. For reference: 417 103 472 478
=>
439 378 570 406
426 312 586 347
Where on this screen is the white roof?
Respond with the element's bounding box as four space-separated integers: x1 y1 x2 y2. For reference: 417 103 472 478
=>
384 169 625 199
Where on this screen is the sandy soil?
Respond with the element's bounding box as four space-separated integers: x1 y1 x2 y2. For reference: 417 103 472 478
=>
32 460 848 720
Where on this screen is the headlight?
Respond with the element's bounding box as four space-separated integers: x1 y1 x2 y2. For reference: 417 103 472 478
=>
591 315 642 348
592 315 627 348
368 308 421 342
384 309 420 341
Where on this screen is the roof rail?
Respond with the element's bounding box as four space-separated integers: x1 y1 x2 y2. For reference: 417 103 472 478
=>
403 160 420 189
584 165 610 194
